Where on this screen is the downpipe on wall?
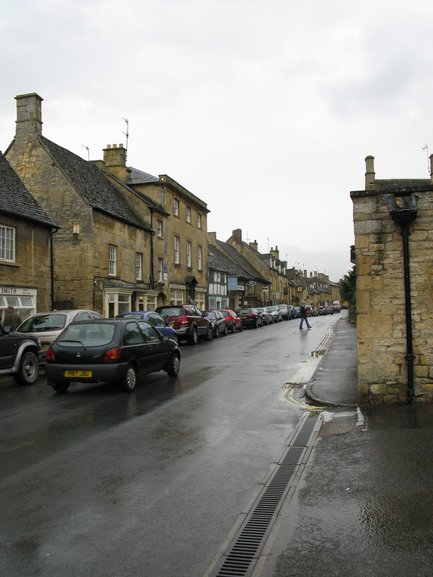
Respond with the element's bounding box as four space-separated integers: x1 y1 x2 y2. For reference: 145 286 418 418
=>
388 193 418 404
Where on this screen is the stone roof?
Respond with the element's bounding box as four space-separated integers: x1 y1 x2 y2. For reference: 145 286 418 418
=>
0 152 57 228
40 137 151 231
128 166 159 185
372 178 433 193
214 239 270 284
208 243 244 276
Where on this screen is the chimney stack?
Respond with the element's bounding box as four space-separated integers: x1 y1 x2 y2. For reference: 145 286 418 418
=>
15 93 43 141
232 229 242 245
103 144 128 181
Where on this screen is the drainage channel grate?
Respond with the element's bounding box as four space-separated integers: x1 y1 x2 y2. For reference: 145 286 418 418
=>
209 414 320 577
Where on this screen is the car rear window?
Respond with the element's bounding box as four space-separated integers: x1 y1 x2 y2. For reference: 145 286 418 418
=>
57 323 116 347
157 307 184 317
18 313 67 332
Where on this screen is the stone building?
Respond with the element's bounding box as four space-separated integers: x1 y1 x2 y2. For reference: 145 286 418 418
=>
5 93 155 316
0 152 58 321
225 229 287 305
100 144 210 310
260 246 289 305
351 155 433 404
208 232 270 310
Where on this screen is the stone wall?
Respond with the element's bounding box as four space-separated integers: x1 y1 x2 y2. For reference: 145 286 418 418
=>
0 214 53 311
351 156 433 404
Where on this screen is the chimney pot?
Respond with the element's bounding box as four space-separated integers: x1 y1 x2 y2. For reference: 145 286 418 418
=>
365 155 375 189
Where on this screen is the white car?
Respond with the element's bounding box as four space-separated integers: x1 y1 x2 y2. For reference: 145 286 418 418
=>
16 310 103 362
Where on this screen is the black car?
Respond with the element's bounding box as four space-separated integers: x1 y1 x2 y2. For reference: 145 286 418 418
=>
237 307 263 329
45 319 181 393
0 325 40 385
204 310 228 338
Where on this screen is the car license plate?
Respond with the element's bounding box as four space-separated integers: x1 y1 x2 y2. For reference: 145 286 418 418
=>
40 343 50 350
64 370 92 378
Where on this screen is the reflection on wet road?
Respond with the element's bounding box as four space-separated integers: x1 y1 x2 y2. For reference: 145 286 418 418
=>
0 314 339 577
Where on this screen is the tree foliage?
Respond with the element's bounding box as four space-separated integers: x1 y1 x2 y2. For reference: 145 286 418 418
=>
340 266 356 309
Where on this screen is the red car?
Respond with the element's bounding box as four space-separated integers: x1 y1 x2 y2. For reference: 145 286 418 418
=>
221 309 243 333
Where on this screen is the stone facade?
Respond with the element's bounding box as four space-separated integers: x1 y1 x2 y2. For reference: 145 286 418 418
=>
225 229 285 305
0 211 54 319
0 152 57 320
351 155 433 404
6 93 154 316
101 146 210 311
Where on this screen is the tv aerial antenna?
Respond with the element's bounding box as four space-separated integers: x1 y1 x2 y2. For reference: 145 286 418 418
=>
422 144 429 174
122 118 129 154
81 145 90 160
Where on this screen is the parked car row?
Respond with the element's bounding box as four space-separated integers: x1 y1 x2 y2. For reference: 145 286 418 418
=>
1 301 334 394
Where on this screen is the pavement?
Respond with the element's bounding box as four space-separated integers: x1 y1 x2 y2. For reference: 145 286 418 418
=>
255 314 433 577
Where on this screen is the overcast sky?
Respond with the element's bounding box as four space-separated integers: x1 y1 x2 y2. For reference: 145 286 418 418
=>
1 0 432 281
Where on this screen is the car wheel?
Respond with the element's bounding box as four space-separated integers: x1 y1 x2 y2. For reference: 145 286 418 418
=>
254 319 258 328
52 381 70 393
121 364 137 393
189 326 198 345
206 326 213 341
214 326 220 338
230 322 236 334
166 353 180 377
13 350 39 385
223 325 228 336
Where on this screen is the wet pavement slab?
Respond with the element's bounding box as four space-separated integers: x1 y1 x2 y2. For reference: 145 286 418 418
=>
257 405 433 577
256 316 433 577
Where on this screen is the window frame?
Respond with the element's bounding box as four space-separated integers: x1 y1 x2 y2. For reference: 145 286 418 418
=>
156 219 163 238
174 235 180 265
0 225 15 262
157 258 164 283
136 252 143 281
108 244 117 277
186 240 192 268
197 245 203 271
173 198 180 217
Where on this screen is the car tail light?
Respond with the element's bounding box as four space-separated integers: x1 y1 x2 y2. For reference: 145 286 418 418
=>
180 315 189 326
46 348 55 362
104 347 122 362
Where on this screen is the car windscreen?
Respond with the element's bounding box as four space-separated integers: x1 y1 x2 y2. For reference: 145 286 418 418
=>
158 307 184 317
57 323 116 347
18 313 67 332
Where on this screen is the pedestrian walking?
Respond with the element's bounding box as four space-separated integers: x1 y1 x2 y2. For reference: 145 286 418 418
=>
3 305 22 332
299 303 311 330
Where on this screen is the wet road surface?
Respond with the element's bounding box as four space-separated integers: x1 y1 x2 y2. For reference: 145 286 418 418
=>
0 314 338 577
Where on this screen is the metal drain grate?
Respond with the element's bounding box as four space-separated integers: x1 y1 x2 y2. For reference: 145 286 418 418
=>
209 415 320 577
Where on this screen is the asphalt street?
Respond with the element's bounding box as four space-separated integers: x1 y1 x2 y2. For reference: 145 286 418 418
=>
0 312 340 577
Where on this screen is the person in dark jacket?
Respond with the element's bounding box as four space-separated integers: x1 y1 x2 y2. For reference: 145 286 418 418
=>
3 306 22 332
299 303 311 330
